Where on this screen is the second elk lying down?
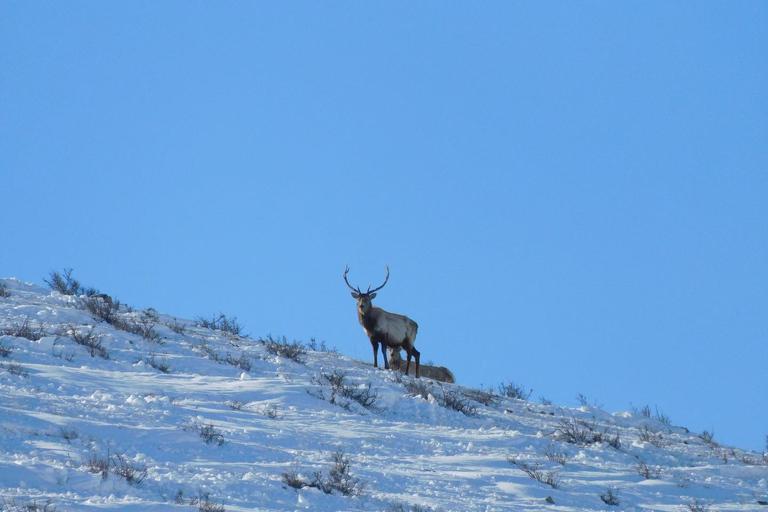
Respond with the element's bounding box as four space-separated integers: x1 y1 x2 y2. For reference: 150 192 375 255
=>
388 348 454 383
344 265 420 378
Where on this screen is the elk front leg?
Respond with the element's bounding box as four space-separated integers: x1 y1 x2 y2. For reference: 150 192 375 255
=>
381 342 390 369
380 332 391 369
371 339 379 367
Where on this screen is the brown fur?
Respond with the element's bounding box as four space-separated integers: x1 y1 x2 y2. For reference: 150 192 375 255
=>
388 348 453 383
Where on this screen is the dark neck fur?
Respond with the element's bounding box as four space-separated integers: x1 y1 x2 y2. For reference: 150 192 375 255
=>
359 307 378 332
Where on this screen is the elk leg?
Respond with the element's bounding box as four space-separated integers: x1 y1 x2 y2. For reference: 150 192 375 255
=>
404 349 411 376
371 340 379 367
381 343 390 370
378 333 390 370
408 347 420 378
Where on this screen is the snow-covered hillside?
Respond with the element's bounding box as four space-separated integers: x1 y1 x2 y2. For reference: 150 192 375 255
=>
1 277 766 511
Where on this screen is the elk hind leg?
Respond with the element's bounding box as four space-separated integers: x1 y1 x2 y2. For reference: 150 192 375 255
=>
404 346 421 378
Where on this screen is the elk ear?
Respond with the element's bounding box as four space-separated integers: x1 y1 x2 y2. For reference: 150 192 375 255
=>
369 292 377 299
350 292 360 299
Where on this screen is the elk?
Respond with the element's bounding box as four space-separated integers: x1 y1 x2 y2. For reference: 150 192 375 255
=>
343 265 420 378
388 348 454 383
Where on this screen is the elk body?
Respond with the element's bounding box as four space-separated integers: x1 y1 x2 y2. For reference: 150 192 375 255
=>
388 348 454 384
344 265 420 378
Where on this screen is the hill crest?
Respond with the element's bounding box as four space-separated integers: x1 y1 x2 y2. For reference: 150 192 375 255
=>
1 277 767 511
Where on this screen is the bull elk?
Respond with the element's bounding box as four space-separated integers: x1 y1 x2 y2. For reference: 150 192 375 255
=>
343 265 420 378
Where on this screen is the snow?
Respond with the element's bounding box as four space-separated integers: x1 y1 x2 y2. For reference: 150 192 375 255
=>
1 276 766 511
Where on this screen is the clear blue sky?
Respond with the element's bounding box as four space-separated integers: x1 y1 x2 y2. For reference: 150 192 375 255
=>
2 3 766 451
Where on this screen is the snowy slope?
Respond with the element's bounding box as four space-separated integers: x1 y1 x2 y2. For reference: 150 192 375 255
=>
0 277 766 512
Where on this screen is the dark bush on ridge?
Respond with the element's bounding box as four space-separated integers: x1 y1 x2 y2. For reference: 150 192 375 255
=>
498 381 532 401
45 268 97 296
195 313 244 336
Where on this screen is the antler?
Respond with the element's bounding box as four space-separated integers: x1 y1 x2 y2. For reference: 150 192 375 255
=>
343 265 362 294
366 265 390 294
344 265 390 296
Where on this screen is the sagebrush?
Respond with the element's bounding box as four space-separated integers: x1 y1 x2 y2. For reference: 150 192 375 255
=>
260 335 307 364
196 313 244 336
281 448 364 497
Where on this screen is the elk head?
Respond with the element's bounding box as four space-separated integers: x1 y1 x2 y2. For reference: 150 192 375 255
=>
343 265 389 316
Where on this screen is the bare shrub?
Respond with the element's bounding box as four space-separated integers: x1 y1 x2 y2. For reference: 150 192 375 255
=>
576 393 604 409
225 400 246 410
555 418 620 449
639 425 669 448
402 377 434 401
93 308 162 344
2 316 47 341
45 268 86 296
401 378 482 416
311 370 385 413
187 491 226 512
165 319 187 335
52 341 75 362
0 497 57 511
281 449 364 497
631 403 652 417
509 459 561 489
440 387 477 417
260 335 306 364
387 504 433 512
307 337 338 354
281 467 306 490
498 381 532 401
463 388 500 407
700 430 718 448
196 313 244 336
198 340 222 363
145 353 172 373
78 295 122 325
110 452 148 484
225 351 251 371
85 452 111 479
686 499 711 512
0 282 10 298
0 340 12 358
185 422 225 446
630 403 671 425
543 443 568 465
197 424 226 446
730 449 763 466
4 362 28 377
62 324 108 359
653 406 672 427
254 403 283 419
600 486 620 506
129 312 161 343
311 448 365 496
636 460 662 479
58 427 79 443
84 450 148 483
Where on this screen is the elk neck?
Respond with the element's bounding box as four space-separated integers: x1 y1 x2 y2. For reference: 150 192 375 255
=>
358 304 380 332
